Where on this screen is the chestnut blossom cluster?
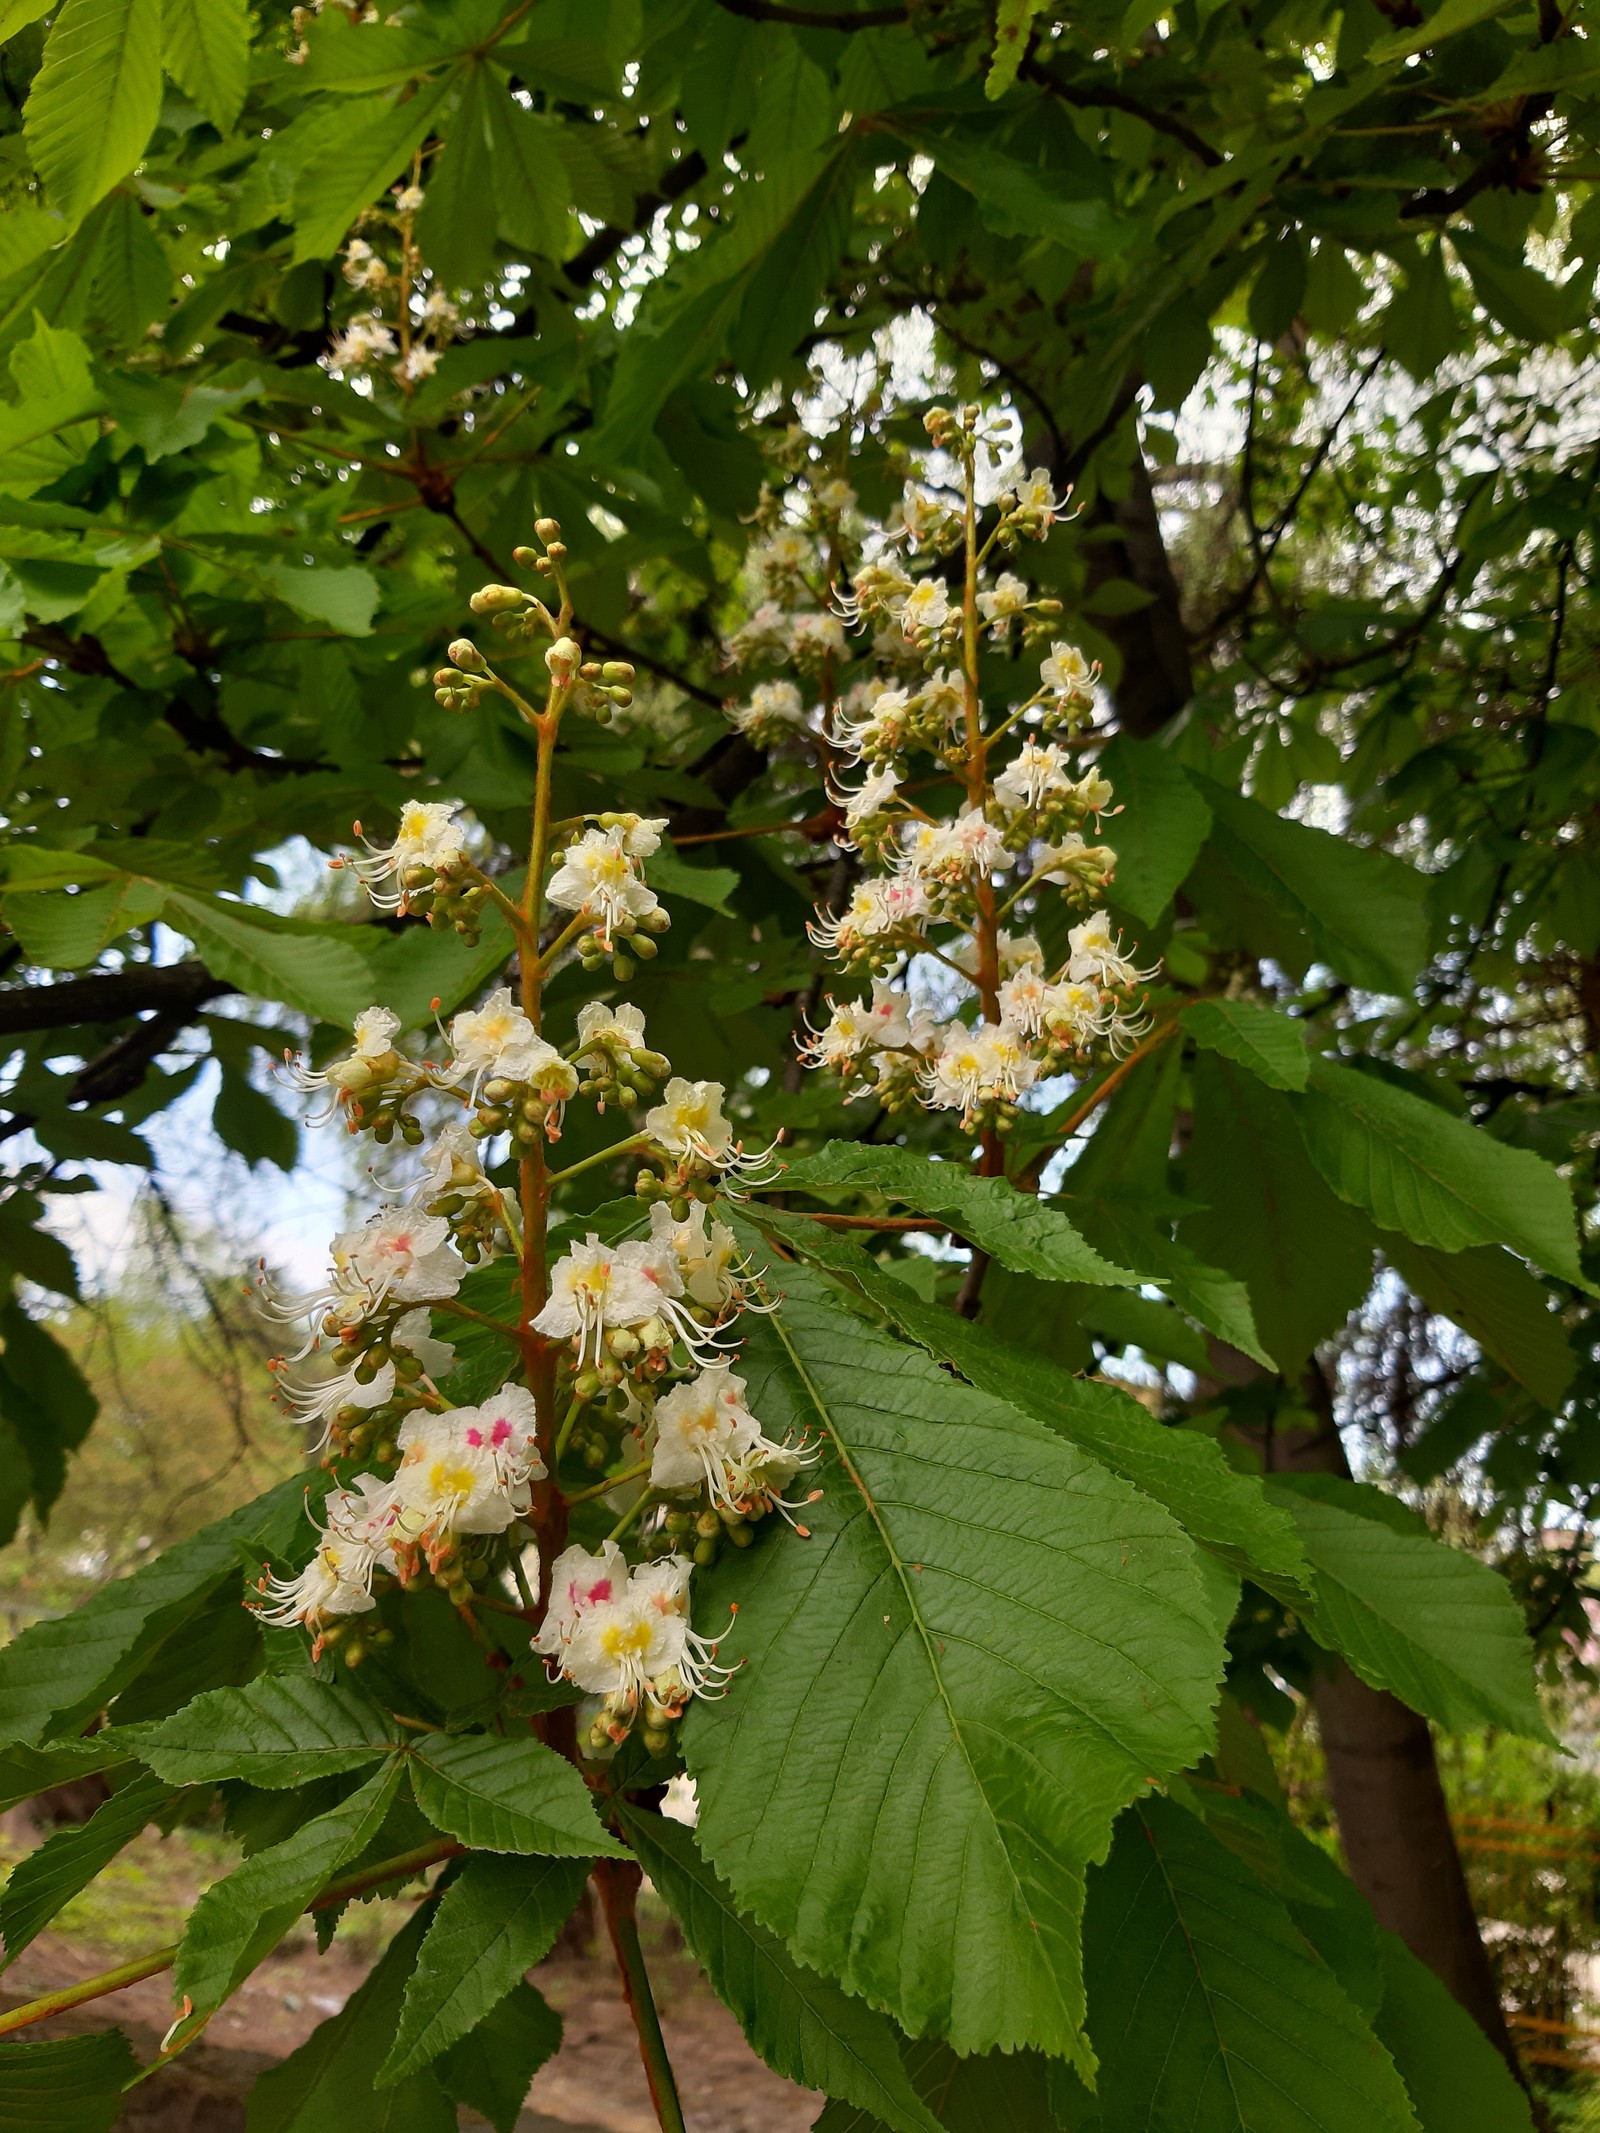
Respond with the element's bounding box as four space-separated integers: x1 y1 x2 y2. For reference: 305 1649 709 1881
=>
260 549 818 1748
324 183 463 389
723 406 1157 1137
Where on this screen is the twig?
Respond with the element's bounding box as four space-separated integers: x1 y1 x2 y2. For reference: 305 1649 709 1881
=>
0 1837 463 2039
593 1859 687 2133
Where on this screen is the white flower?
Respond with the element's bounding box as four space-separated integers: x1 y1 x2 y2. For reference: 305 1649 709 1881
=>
1040 980 1111 1045
346 800 467 910
759 528 813 578
994 740 1071 815
838 763 901 830
897 807 1007 887
922 1021 1039 1126
271 1305 456 1446
811 475 855 516
575 999 648 1064
341 240 387 292
394 184 425 214
897 578 951 636
1068 911 1149 990
977 573 1030 626
257 1535 377 1631
730 679 807 741
413 1123 491 1204
281 1004 404 1119
397 345 439 382
650 1362 815 1520
533 1236 667 1366
390 1387 545 1544
897 484 957 550
1011 467 1064 528
726 601 792 664
800 978 914 1071
790 611 847 669
540 1549 735 1732
338 1209 465 1310
420 289 459 330
1041 641 1098 699
832 686 912 764
328 317 398 370
546 828 660 948
807 875 929 961
920 668 966 727
646 1199 765 1314
644 1078 732 1164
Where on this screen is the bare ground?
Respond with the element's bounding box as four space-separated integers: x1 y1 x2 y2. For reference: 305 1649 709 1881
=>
2 1901 821 2131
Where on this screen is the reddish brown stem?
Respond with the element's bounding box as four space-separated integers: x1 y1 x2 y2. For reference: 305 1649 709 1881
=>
593 1859 686 2132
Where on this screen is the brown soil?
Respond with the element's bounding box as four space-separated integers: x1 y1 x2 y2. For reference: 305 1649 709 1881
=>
2 1918 822 2131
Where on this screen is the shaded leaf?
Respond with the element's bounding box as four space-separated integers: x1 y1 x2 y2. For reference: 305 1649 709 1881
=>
1297 1057 1586 1285
379 1853 588 2082
620 1804 945 2133
1182 998 1309 1091
0 2032 139 2133
1265 1473 1554 1741
1083 1795 1420 2132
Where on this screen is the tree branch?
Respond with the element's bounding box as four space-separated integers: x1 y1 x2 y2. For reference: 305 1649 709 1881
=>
1021 55 1224 169
0 962 236 1038
712 0 907 24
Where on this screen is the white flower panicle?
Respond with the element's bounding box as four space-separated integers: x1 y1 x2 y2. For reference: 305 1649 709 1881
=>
257 528 816 1741
721 401 1160 1136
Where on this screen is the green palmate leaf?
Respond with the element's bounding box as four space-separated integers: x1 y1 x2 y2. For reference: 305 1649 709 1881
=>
732 142 862 384
263 562 380 635
4 875 164 969
1192 779 1429 995
1085 1797 1420 2133
480 68 573 261
1098 735 1212 923
1182 998 1310 1091
290 76 459 265
378 1854 587 2083
619 1804 945 2133
1382 239 1468 380
22 0 163 226
0 2033 139 2133
124 1674 399 1790
0 1474 307 1746
0 1769 180 1959
772 1141 1138 1287
683 1270 1226 2066
415 67 497 287
1069 1201 1273 1367
1371 1927 1535 2133
0 1300 96 1521
1386 1238 1574 1411
1264 1474 1554 1741
406 1732 627 1858
0 1736 129 1814
434 1984 562 2133
1185 1056 1376 1374
161 0 250 133
813 2036 1087 2133
758 1213 1307 1597
247 1907 453 2133
887 123 1123 260
1296 1058 1586 1285
650 842 739 917
986 0 1049 96
176 1761 403 2017
163 892 378 1026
